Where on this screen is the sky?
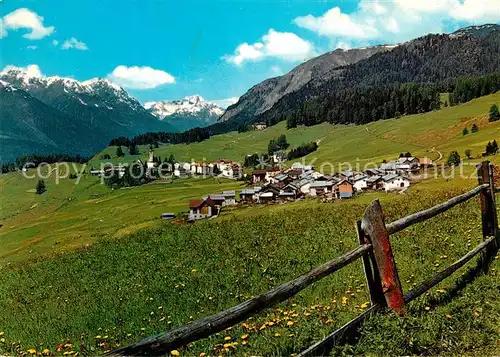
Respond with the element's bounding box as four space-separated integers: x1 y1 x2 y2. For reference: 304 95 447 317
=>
1 0 499 107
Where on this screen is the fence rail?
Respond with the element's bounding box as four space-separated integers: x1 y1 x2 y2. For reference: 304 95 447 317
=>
107 161 499 357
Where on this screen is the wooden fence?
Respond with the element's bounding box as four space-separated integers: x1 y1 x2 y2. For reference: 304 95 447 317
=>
107 161 500 357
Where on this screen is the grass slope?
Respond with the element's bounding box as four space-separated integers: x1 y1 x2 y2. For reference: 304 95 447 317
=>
92 93 500 168
0 186 498 356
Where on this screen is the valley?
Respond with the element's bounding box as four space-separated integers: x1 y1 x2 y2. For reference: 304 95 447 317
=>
1 18 500 357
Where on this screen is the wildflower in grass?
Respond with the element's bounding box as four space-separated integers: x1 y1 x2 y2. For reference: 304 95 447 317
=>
360 302 369 309
0 332 3 336
473 311 480 317
287 321 294 327
27 349 36 355
0 338 5 343
224 336 231 341
160 317 166 321
304 312 311 317
191 269 197 273
141 328 146 331
171 350 180 356
42 349 50 355
445 314 452 319
342 296 348 305
259 324 266 331
242 340 248 346
241 334 248 340
95 335 102 339
199 353 206 357
425 306 431 311
275 333 281 337
325 319 334 324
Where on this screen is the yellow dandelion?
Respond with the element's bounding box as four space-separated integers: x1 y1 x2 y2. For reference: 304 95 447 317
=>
287 321 294 327
223 343 232 348
341 296 348 305
95 335 102 339
27 349 37 355
241 334 248 340
445 314 452 319
171 350 180 356
259 324 267 330
304 312 311 317
224 336 231 341
325 319 334 324
274 333 281 337
0 332 4 336
42 349 50 355
425 306 431 311
242 340 248 346
199 353 206 357
473 311 480 317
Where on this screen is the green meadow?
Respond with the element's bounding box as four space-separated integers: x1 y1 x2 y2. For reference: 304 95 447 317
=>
92 93 500 169
1 92 500 356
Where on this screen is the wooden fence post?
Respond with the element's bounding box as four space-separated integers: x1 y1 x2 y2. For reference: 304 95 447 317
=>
361 200 406 315
356 220 384 306
477 161 497 239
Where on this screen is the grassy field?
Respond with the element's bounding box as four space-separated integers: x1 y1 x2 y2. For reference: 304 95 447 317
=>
0 167 243 263
1 93 500 355
0 184 498 356
92 92 500 170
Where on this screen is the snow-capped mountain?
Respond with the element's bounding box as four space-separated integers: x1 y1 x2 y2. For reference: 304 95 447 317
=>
144 95 224 131
450 24 499 38
0 67 175 162
145 95 224 120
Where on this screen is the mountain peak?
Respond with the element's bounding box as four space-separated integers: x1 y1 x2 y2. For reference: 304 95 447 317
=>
451 24 500 38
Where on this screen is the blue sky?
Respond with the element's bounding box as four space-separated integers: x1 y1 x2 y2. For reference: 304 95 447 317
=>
1 0 499 106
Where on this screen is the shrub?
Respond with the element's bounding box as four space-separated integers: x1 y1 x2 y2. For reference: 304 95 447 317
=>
447 151 461 167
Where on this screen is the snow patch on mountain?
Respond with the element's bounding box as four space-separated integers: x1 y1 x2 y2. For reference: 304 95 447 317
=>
144 95 224 121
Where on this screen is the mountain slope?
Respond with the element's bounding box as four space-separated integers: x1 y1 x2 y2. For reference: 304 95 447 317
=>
0 81 103 162
213 25 500 132
145 95 224 131
0 70 178 162
218 45 394 123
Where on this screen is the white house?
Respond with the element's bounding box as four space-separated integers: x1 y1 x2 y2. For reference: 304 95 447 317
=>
381 174 410 191
222 190 237 206
309 181 334 197
146 150 156 169
188 198 217 220
351 174 368 191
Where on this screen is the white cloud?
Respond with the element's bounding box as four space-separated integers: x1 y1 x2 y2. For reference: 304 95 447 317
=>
294 7 380 39
2 8 55 40
450 0 500 22
61 37 88 50
0 19 7 38
1 64 43 77
106 65 176 90
224 29 315 66
212 97 239 108
26 45 38 50
293 0 500 47
52 39 59 46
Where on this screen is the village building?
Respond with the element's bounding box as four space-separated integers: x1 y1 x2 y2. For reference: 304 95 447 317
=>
240 188 256 202
309 181 335 197
366 175 383 190
420 158 434 169
146 150 156 170
174 165 188 178
291 162 314 171
203 194 225 207
252 170 267 184
161 213 176 220
381 174 410 191
188 198 217 221
334 180 354 199
351 174 368 191
252 122 267 131
222 191 237 206
258 185 280 203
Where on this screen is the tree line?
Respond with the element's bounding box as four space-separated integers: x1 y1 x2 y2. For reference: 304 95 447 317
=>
109 127 210 147
450 73 500 106
1 153 91 173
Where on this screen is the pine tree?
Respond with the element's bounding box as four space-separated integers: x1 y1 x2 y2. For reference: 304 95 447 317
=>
447 151 461 167
492 140 499 154
116 146 125 157
36 179 46 194
489 104 500 122
471 123 479 133
462 127 469 136
128 144 139 155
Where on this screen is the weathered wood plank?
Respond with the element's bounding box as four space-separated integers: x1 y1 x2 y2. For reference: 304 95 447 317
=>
361 200 406 315
477 162 497 238
356 220 384 306
386 184 488 235
298 304 381 357
107 244 371 356
404 236 496 303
